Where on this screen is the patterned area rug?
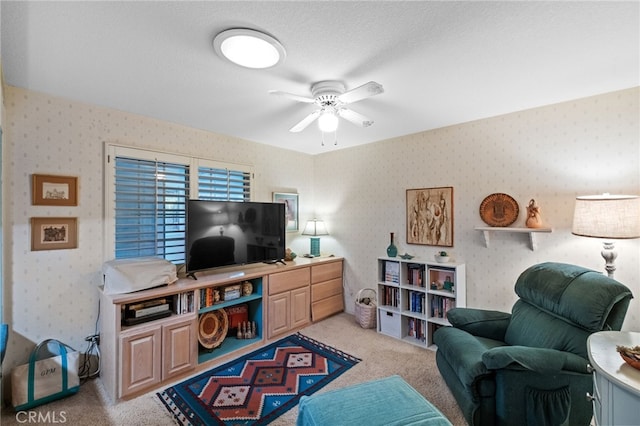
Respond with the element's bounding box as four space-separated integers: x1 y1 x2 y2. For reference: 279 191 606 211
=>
157 332 361 425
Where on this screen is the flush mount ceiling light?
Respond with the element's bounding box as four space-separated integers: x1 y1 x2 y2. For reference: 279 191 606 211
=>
213 28 286 69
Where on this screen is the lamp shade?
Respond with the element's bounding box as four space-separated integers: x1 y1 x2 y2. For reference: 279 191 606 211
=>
572 194 640 239
302 219 329 236
211 209 230 226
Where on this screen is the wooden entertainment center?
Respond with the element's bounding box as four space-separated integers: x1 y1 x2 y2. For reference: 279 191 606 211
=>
99 256 344 401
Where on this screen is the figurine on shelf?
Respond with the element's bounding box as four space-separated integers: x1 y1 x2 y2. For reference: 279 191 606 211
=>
285 248 297 261
235 321 258 339
444 276 453 291
242 281 253 296
525 199 544 229
236 321 257 339
213 289 221 303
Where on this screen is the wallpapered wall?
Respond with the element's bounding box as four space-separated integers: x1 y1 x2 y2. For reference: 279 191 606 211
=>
2 86 315 369
2 86 639 374
313 87 639 325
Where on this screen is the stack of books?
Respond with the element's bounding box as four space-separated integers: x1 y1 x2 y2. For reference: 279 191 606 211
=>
122 297 172 326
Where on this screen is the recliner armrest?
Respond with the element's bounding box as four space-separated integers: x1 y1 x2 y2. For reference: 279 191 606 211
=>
482 346 591 374
447 308 511 341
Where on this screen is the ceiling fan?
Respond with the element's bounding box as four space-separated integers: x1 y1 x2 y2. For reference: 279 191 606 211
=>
269 80 384 133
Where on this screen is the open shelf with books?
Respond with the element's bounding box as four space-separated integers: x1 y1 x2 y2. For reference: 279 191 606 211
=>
197 277 264 364
120 290 196 329
198 278 263 313
377 256 465 350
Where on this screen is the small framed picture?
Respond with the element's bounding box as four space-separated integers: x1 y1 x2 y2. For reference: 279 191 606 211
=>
32 174 78 206
273 192 299 232
406 187 454 247
31 217 78 251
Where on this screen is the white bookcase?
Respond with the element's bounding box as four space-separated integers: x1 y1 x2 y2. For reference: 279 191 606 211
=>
376 256 466 350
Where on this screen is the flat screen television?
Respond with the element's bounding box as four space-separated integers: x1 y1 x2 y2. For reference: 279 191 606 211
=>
186 199 286 277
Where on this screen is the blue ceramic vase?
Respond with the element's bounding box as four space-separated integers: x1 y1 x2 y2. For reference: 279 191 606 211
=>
386 232 398 258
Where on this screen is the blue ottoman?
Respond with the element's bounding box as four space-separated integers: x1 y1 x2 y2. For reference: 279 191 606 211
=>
296 375 452 426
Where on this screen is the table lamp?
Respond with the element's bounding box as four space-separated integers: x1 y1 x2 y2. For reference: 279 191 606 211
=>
302 219 329 257
572 194 640 279
211 208 230 235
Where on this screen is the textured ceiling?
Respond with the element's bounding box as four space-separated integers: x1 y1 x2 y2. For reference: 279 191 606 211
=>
1 1 638 155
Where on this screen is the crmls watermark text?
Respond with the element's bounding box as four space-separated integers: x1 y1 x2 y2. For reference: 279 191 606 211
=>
16 410 67 424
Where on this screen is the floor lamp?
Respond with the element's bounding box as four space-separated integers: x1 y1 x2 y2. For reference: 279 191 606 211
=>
572 194 640 279
302 219 329 257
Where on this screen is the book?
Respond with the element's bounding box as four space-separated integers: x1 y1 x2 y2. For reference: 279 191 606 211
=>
175 291 194 314
134 303 170 318
127 298 167 311
407 263 425 286
384 261 400 283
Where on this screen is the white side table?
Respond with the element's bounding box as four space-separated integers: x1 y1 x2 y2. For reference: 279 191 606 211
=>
587 331 640 425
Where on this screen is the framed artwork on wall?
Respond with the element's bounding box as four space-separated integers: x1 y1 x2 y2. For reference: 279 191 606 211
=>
31 217 78 251
273 192 299 232
406 187 454 247
32 174 78 206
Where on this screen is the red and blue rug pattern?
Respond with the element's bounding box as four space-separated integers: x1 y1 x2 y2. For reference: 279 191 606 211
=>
157 333 361 425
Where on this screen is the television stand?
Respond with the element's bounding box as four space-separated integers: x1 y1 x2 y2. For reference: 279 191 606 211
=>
264 259 286 265
99 256 344 402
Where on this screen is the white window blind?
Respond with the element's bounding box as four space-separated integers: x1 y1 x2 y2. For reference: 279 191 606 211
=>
114 157 189 263
106 144 253 264
197 166 251 201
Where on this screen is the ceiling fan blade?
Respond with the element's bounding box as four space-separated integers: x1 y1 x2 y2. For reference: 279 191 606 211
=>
268 90 315 103
289 110 321 132
337 81 384 104
338 108 374 127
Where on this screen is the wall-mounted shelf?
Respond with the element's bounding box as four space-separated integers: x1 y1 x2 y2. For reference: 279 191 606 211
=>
475 226 552 251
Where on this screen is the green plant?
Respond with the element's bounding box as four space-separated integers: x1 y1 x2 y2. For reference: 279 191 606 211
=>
439 251 448 256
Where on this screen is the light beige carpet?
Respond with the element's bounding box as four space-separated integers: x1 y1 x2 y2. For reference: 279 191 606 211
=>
1 313 466 425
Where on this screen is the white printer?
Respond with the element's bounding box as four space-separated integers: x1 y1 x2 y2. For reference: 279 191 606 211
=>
102 257 178 295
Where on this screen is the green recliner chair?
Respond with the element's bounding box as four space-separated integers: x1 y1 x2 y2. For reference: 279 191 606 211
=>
433 262 633 426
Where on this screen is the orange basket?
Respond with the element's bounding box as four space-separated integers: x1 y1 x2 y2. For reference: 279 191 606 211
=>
620 352 640 371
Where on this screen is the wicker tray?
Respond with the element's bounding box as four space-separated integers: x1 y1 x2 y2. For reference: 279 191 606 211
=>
198 309 229 349
479 193 519 227
620 352 640 370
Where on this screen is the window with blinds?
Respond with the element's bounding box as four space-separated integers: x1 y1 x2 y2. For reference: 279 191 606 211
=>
114 157 189 263
108 146 253 265
197 166 251 201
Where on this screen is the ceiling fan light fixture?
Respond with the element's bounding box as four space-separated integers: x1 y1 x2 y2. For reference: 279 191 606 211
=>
318 110 339 133
213 28 285 69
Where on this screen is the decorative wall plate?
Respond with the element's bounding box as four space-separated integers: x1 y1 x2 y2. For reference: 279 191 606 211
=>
198 309 229 349
479 193 519 227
